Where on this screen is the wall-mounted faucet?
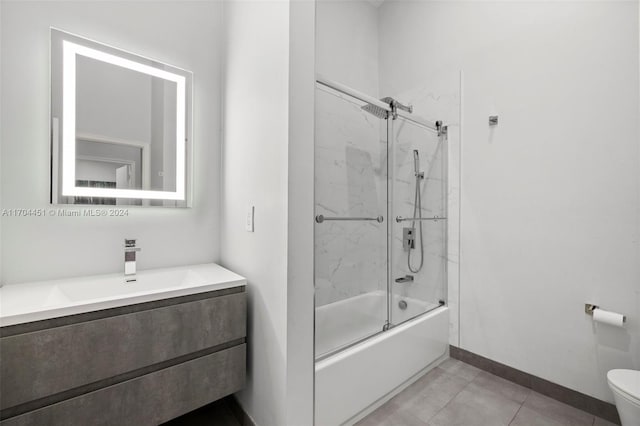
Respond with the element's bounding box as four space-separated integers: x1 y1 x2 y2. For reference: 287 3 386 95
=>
124 239 141 282
395 275 414 284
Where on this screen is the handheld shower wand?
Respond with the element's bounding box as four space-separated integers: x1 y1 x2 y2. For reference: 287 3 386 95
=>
408 150 424 273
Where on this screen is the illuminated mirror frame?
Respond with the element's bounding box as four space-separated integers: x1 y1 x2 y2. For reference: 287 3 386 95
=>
50 29 193 206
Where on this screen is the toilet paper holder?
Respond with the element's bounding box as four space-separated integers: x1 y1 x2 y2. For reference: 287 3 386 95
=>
585 303 627 323
585 303 599 315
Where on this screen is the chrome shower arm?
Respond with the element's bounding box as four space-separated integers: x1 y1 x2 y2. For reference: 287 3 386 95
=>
392 99 413 114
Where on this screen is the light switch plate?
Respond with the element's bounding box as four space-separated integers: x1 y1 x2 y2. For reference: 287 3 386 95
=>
246 206 254 232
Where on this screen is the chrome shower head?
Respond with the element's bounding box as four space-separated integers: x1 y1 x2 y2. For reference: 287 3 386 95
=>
361 103 389 119
413 150 420 174
361 96 413 120
361 97 395 119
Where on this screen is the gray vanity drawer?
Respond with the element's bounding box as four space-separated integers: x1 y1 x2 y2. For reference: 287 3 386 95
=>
0 344 246 426
0 292 246 411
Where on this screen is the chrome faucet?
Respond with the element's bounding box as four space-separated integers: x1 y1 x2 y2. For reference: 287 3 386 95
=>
124 239 141 282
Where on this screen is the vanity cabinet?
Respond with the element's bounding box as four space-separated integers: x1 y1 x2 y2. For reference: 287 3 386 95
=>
0 286 246 425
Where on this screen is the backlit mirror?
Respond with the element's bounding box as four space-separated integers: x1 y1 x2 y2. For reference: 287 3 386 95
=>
50 29 192 207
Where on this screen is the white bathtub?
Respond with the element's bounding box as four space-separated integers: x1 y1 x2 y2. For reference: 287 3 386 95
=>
315 291 449 426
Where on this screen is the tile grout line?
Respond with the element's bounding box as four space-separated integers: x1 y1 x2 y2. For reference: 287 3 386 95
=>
473 365 527 426
424 365 475 424
507 390 533 426
519 389 597 426
507 402 525 426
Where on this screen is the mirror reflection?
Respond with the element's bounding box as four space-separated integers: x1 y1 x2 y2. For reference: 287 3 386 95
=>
50 29 192 207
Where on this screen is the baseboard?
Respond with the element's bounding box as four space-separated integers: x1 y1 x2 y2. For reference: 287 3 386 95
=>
225 395 256 426
450 345 621 425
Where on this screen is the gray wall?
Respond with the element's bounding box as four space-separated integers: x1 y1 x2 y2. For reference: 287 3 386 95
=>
0 1 223 284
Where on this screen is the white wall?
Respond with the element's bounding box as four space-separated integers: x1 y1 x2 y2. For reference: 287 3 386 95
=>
286 2 316 424
221 2 290 425
379 0 640 403
1 1 5 284
316 0 379 97
221 2 315 424
0 1 222 284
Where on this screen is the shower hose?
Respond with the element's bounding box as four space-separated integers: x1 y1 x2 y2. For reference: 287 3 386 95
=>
408 171 424 273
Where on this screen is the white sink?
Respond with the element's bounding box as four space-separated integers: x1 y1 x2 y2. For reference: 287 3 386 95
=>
0 263 246 327
58 269 206 302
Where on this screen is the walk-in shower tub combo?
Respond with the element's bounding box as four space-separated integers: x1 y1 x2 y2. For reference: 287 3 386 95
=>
314 76 450 425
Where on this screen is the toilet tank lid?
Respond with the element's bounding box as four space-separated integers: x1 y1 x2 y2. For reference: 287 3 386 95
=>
608 369 640 398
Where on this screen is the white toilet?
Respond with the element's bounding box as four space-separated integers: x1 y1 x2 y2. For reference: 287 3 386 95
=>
607 369 640 426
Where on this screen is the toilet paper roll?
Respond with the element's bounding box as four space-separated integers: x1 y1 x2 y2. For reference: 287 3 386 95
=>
593 308 626 327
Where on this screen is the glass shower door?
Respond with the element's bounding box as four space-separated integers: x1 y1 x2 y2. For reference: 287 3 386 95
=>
389 117 447 326
314 86 388 358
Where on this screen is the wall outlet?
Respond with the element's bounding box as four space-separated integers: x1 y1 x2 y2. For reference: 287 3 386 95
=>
246 206 254 232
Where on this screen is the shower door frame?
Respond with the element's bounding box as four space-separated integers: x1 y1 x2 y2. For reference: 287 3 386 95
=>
388 114 449 329
314 75 447 360
315 75 441 133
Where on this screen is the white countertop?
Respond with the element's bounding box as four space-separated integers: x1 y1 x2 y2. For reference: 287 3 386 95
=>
0 263 246 327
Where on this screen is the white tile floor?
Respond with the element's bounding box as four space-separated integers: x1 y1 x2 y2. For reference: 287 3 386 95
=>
356 359 618 426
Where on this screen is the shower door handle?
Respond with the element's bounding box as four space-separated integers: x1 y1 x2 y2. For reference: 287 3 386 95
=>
395 216 446 223
315 215 384 224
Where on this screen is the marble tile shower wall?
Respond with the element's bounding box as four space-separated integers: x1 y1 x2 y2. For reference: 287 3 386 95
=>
314 82 458 314
390 120 447 319
315 88 387 306
384 72 461 340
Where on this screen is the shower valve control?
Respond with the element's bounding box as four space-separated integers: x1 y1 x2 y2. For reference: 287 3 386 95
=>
403 227 415 250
